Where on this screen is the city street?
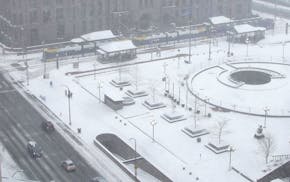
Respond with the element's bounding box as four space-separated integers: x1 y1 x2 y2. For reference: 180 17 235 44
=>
0 73 100 182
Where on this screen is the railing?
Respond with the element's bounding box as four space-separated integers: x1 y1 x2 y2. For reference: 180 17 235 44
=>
272 154 290 162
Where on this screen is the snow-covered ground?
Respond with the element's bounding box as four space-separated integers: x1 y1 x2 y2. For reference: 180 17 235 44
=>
1 13 290 182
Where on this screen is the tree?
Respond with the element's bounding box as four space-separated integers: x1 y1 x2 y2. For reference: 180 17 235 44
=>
216 119 228 144
149 80 158 102
259 134 276 164
130 65 139 90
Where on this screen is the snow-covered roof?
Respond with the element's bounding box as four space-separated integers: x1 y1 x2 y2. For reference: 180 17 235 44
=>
105 91 124 102
70 38 85 44
234 24 266 34
81 30 116 42
209 16 231 25
99 40 137 53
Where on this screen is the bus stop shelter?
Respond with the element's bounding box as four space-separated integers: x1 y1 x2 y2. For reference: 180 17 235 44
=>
70 30 117 56
98 40 137 63
231 24 266 43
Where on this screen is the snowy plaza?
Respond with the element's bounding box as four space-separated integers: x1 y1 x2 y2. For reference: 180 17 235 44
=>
0 14 288 182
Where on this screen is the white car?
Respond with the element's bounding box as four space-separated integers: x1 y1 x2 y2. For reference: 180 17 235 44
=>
61 159 76 172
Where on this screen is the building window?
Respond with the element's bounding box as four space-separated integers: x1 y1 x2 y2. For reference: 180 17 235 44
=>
43 10 51 23
56 8 64 20
29 10 38 24
30 28 39 45
57 24 65 38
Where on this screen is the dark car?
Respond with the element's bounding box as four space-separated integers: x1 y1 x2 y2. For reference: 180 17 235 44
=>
27 141 42 158
41 121 55 132
61 159 76 172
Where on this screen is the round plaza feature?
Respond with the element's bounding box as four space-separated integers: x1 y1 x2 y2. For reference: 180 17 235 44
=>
230 70 271 85
188 62 290 117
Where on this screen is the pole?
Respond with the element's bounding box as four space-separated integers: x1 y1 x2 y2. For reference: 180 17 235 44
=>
282 42 285 61
25 61 29 86
68 89 71 125
129 138 137 180
208 27 212 61
94 64 96 80
56 53 59 69
151 121 157 142
263 109 268 128
178 86 181 103
227 32 231 57
185 87 188 109
97 82 102 103
246 40 249 57
63 85 72 126
152 124 155 142
229 147 233 170
172 83 175 98
188 20 192 64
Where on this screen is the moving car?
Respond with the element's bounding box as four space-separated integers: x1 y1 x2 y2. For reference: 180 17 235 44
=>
41 121 55 132
27 141 42 158
90 176 107 182
61 159 76 172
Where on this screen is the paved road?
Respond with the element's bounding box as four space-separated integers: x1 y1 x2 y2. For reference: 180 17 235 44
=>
0 73 100 182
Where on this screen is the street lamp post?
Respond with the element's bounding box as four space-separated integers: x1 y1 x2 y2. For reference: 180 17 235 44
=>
63 85 72 126
208 26 212 61
228 146 235 170
227 31 232 57
177 49 181 68
25 61 29 86
42 41 47 79
97 82 103 103
150 120 157 142
129 138 138 180
204 98 209 117
263 107 270 128
245 37 249 57
282 41 286 61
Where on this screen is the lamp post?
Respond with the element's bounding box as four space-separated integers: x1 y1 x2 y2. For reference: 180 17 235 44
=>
227 31 232 57
208 26 212 61
177 49 181 68
263 107 270 128
129 138 138 180
150 120 157 142
97 81 103 103
282 41 286 61
228 146 235 170
42 41 47 79
245 37 249 57
204 97 209 117
62 85 72 126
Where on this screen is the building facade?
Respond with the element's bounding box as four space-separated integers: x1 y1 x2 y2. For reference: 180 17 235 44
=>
0 0 252 48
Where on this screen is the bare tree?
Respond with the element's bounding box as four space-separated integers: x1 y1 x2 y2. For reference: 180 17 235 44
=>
130 65 139 90
259 134 276 164
148 79 158 102
216 120 228 144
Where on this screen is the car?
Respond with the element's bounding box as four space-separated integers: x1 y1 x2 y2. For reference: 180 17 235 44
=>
27 141 42 158
90 176 107 182
41 121 55 132
61 159 76 172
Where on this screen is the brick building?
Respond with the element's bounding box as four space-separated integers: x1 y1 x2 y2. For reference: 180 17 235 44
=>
0 0 252 48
